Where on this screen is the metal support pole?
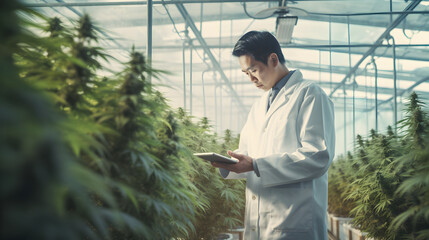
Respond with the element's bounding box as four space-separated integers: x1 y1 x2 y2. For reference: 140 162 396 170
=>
201 70 207 117
149 42 429 52
230 19 233 131
390 0 393 23
365 68 369 133
214 75 218 133
190 45 193 115
219 3 223 133
200 2 203 32
22 1 429 9
372 57 378 131
353 78 356 146
26 0 296 7
182 41 187 110
319 50 322 84
329 16 332 91
389 35 398 132
147 0 152 84
347 16 355 147
344 84 347 154
220 85 223 133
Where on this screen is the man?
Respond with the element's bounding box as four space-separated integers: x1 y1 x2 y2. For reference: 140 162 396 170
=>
211 31 335 240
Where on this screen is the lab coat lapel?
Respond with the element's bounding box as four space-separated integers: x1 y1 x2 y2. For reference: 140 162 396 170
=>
264 70 303 123
257 91 270 125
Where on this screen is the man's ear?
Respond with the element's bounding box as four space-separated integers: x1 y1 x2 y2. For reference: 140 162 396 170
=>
269 53 279 67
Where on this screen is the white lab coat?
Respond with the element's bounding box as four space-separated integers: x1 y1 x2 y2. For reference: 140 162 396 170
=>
220 70 335 240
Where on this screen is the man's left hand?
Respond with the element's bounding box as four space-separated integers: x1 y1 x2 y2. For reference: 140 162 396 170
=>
211 150 254 173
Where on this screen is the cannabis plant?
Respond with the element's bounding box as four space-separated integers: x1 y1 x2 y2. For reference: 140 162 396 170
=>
15 14 112 172
94 50 199 239
392 92 429 240
346 127 408 239
10 5 250 239
175 110 245 240
12 8 201 239
1 1 142 239
58 14 108 111
328 92 429 240
328 153 355 217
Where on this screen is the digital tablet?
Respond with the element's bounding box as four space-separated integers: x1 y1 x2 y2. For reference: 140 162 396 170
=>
194 152 238 164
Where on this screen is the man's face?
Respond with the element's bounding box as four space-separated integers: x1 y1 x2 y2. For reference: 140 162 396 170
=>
238 54 277 91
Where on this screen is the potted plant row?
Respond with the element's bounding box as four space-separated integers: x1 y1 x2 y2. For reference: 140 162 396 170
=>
1 2 245 239
328 92 429 240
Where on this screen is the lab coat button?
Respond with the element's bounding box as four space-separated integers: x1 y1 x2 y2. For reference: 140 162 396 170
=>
252 195 256 200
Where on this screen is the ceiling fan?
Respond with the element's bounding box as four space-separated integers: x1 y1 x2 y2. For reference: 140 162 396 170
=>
254 1 308 19
252 0 308 44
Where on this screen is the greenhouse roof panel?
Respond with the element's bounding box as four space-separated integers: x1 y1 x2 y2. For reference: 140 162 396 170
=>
20 0 429 135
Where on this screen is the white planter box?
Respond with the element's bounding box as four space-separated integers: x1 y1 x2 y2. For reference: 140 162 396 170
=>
328 215 353 240
327 213 333 232
343 223 364 240
342 223 375 240
327 213 374 240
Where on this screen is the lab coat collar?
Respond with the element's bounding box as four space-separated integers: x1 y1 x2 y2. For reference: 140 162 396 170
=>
264 69 303 120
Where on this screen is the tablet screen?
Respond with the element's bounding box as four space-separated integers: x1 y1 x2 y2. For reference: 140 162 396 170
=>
194 152 238 164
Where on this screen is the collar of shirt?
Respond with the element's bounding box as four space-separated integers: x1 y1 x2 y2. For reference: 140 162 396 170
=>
269 70 295 100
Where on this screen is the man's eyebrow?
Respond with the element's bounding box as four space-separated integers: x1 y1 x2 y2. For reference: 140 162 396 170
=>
241 65 255 72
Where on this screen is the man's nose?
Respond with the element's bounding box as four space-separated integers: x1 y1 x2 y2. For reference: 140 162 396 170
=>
248 73 257 82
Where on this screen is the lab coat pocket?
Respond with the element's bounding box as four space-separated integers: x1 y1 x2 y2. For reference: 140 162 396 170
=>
267 187 313 231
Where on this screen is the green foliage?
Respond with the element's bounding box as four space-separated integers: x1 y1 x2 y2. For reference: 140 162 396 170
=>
175 109 246 240
15 13 112 173
392 92 429 240
5 4 246 239
328 153 355 217
95 50 200 239
0 1 143 239
346 130 406 239
328 92 429 239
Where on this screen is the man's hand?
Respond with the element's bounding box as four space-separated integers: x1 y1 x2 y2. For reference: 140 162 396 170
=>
211 150 254 173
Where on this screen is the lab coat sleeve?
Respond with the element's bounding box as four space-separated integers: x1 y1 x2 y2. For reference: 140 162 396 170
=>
255 84 335 187
219 107 252 180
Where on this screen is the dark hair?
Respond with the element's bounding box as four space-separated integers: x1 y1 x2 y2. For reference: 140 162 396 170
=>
232 31 285 65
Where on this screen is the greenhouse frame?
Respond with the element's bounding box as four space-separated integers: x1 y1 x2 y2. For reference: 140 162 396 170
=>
23 0 429 156
2 0 429 240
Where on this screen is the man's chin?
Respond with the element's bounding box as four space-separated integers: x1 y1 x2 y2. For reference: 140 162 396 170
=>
257 85 268 91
